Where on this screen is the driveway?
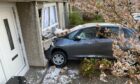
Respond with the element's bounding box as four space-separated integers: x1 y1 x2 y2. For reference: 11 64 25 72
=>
42 60 139 84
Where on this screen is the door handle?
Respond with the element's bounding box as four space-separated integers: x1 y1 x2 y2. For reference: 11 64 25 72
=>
12 54 18 61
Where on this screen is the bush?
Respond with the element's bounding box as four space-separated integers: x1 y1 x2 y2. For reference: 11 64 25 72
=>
92 14 105 22
99 59 112 70
80 58 112 78
82 14 105 23
69 11 104 28
69 12 84 27
80 58 99 77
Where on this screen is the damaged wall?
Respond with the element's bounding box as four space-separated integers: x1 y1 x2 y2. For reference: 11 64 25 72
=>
16 2 47 67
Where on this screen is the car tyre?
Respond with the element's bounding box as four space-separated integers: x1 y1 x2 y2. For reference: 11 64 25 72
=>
51 51 67 68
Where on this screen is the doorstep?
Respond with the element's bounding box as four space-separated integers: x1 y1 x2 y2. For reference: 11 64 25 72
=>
25 66 47 84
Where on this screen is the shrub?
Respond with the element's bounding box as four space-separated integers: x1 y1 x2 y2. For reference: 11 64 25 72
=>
92 14 105 22
69 12 84 27
99 59 112 70
80 58 112 78
80 58 99 77
82 14 105 23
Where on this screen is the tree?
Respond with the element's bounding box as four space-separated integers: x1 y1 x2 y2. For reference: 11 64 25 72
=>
69 0 97 18
96 0 139 28
70 0 139 29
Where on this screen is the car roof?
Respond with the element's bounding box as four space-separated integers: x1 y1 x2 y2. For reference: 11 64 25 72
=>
70 23 121 32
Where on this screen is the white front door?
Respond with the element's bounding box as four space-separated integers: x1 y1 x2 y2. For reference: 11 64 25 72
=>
0 6 25 81
0 60 6 84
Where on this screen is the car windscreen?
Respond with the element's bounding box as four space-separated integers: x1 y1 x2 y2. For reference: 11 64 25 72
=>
66 30 79 40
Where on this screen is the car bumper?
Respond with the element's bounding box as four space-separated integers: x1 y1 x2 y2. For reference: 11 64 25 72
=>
44 45 53 60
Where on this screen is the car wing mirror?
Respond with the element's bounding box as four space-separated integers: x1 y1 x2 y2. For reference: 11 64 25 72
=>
74 36 81 41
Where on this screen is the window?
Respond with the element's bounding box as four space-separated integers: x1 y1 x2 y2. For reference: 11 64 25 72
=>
42 3 58 36
67 30 79 40
3 19 15 50
43 7 50 28
50 6 57 25
76 28 96 40
122 28 133 38
96 26 119 38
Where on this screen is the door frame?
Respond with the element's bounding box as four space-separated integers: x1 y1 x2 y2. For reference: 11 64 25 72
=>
0 3 29 76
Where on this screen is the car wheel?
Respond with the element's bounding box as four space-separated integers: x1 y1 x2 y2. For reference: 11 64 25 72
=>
51 51 67 67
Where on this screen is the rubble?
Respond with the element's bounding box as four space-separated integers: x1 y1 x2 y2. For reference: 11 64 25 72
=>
124 80 133 84
42 66 79 84
58 75 72 84
99 71 108 82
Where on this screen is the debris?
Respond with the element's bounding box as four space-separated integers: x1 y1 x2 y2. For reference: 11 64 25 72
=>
42 66 61 84
68 69 79 79
100 71 108 82
124 80 133 84
58 75 72 84
42 66 79 84
68 69 79 76
60 66 68 75
63 66 68 70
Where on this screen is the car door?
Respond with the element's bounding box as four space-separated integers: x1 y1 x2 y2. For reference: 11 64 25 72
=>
94 38 113 58
64 27 97 58
94 26 119 58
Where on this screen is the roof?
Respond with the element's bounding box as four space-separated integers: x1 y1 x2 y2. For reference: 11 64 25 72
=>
70 23 121 32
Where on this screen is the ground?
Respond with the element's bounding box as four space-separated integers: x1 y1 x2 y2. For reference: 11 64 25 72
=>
38 60 138 84
25 67 47 84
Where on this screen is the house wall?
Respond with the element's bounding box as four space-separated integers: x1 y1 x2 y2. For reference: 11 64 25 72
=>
16 2 47 67
57 2 65 29
64 2 69 28
57 2 69 29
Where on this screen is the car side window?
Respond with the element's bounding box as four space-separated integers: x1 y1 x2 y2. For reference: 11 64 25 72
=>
76 28 96 40
67 30 79 40
96 26 119 39
107 27 119 35
122 28 133 38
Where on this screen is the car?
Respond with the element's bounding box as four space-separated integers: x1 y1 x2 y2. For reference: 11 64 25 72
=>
45 23 137 67
134 15 140 21
132 13 140 21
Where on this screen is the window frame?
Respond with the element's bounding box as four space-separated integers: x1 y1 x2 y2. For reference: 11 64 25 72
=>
42 3 58 35
96 26 120 39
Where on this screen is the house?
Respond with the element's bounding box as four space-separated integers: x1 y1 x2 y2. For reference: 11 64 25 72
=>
0 0 69 84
